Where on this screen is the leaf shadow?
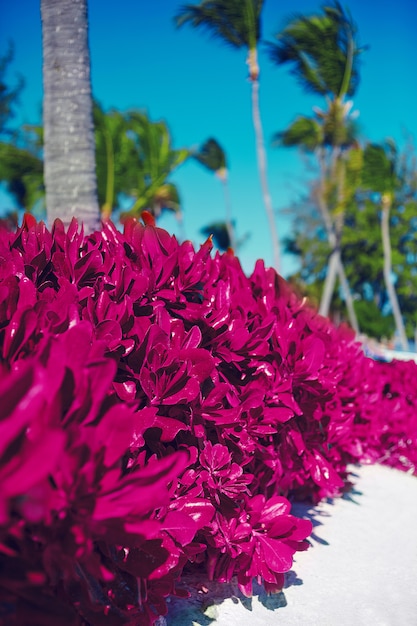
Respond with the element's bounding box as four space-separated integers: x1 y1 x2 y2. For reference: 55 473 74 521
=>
164 470 365 624
164 571 292 625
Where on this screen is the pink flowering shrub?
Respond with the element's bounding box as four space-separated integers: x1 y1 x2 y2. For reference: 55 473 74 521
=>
0 213 416 625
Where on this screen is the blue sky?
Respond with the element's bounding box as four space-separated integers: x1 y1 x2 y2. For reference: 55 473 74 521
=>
1 0 416 277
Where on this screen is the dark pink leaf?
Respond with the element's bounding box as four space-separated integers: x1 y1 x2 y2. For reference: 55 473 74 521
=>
162 510 198 544
258 536 294 573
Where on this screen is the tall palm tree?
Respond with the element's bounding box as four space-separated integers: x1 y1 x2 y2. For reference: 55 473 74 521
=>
267 1 365 315
174 0 281 272
362 142 408 350
41 0 100 232
192 137 236 249
273 113 360 333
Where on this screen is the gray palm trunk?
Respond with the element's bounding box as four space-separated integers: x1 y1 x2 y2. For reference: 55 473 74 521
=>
381 196 408 350
251 78 281 273
318 209 359 333
41 0 100 232
316 150 359 332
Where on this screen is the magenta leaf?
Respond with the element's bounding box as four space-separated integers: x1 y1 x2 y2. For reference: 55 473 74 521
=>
257 536 294 573
162 510 198 545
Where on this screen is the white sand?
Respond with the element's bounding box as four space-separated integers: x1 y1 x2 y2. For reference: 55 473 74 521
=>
163 464 417 626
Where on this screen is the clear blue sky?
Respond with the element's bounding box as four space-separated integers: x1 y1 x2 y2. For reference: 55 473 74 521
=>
1 0 416 277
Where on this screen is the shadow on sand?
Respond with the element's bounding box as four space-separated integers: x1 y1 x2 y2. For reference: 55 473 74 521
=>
163 475 364 625
163 572 291 626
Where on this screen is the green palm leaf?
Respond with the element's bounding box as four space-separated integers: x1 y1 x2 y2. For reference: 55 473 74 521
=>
193 137 227 175
266 1 364 99
122 112 189 218
362 142 397 194
175 0 263 51
272 116 324 151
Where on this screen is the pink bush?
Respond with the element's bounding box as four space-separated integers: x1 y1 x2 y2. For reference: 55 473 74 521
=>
0 214 416 625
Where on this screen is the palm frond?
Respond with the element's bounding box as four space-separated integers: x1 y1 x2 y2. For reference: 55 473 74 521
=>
192 137 227 173
200 220 234 250
174 0 263 50
266 1 365 98
272 116 323 151
362 142 397 194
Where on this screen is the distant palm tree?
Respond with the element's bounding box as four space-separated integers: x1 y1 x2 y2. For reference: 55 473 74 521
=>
192 137 236 249
120 112 189 223
362 141 408 350
273 113 360 333
267 1 365 316
40 0 100 231
200 220 232 250
174 0 281 271
93 103 134 220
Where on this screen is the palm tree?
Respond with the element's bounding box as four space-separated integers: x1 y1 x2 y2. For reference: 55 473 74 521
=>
174 0 281 272
273 113 360 333
192 137 236 249
120 112 189 225
267 1 365 316
93 103 139 220
362 142 408 350
40 0 100 232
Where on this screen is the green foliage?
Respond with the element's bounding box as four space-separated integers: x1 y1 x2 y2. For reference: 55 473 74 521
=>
1 100 190 222
362 141 397 194
120 111 189 218
353 299 394 340
0 45 44 217
266 1 365 98
174 0 263 51
94 103 136 215
200 220 231 250
193 137 227 175
272 116 323 151
0 139 43 212
286 138 417 340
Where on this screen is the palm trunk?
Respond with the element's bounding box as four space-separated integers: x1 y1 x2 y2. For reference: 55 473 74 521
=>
316 150 359 332
220 175 236 250
319 246 359 334
319 247 339 318
381 195 408 350
250 71 280 272
337 261 359 334
41 0 100 232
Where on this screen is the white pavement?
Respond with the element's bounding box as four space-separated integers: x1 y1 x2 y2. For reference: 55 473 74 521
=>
163 464 417 626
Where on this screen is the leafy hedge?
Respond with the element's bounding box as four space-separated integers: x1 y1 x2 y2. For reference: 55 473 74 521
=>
0 214 416 625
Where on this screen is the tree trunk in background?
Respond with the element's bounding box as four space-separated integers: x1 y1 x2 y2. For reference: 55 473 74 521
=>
318 221 359 333
41 0 100 232
381 196 408 350
319 246 339 317
220 174 236 250
251 78 281 273
316 154 359 332
337 260 359 334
